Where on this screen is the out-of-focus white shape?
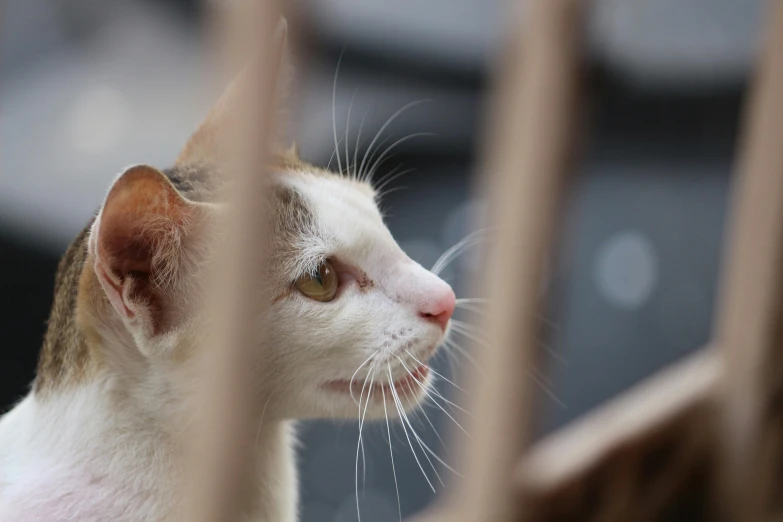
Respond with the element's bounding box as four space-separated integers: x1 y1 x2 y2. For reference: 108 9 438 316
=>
335 490 398 522
594 231 658 309
68 86 132 154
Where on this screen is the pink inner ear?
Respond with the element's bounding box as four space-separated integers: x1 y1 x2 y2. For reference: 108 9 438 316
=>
93 165 191 328
95 261 136 320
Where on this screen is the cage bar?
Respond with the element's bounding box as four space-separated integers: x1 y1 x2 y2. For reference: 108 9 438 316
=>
714 1 783 519
445 0 584 521
187 1 283 521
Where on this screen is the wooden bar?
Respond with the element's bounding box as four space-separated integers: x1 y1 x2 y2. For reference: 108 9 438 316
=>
713 1 783 519
187 1 283 521
449 1 584 521
515 348 720 521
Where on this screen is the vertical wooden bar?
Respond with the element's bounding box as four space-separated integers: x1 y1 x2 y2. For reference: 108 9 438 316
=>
187 1 282 521
714 1 783 520
452 1 583 521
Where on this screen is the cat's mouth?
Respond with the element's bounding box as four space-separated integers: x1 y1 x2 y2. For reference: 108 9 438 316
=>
323 365 430 399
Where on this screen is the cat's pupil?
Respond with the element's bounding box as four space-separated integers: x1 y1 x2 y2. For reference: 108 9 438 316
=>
314 273 323 286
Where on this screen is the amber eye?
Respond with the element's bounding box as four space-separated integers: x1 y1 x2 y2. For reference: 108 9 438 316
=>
295 260 338 302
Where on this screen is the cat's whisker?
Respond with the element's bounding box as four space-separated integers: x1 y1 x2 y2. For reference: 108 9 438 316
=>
401 386 445 448
455 297 491 305
453 311 569 367
349 353 378 407
392 353 471 417
444 338 484 376
332 47 347 176
448 331 567 408
387 364 437 493
391 388 450 486
366 132 435 183
353 111 368 180
528 366 567 409
326 136 344 172
355 366 376 522
357 100 429 182
254 397 272 447
375 185 408 202
374 168 416 195
387 365 443 489
400 388 464 478
344 88 359 181
404 349 468 394
431 230 488 276
380 385 402 522
450 320 488 346
360 133 392 183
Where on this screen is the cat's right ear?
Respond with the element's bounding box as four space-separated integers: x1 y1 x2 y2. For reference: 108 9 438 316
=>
89 165 201 352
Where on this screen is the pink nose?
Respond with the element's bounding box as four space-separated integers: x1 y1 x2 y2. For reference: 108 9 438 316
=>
419 286 456 331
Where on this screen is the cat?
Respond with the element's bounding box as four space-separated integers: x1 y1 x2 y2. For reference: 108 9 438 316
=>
0 21 456 522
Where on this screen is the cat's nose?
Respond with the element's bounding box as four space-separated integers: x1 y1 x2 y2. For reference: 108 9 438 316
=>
419 285 456 331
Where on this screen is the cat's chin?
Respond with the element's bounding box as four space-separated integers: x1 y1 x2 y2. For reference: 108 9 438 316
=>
316 365 432 419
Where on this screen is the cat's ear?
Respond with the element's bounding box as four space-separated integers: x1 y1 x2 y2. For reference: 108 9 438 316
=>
89 165 199 350
176 17 293 166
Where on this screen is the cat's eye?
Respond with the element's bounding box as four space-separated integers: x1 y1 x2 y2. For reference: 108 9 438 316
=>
295 260 338 302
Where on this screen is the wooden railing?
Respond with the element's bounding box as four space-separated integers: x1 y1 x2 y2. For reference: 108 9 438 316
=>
196 0 783 520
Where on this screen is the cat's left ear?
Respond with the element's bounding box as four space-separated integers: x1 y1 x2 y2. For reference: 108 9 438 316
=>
89 165 204 354
176 17 293 166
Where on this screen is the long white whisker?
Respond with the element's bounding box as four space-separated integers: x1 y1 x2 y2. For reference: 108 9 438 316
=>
431 230 488 276
326 136 345 172
353 111 367 180
357 100 429 182
404 349 468 394
344 88 358 180
355 367 376 522
444 339 484 376
400 387 464 478
349 353 377 407
528 366 567 409
332 48 346 175
391 389 445 487
374 168 416 195
388 366 443 488
387 364 436 493
366 132 435 183
455 297 491 304
392 353 471 417
381 385 402 522
450 321 488 346
375 185 408 202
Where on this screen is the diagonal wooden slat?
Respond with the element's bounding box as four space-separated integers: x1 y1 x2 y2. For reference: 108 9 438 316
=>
416 1 783 521
516 349 721 521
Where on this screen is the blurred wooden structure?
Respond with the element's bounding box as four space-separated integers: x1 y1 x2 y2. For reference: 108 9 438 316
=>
201 0 783 520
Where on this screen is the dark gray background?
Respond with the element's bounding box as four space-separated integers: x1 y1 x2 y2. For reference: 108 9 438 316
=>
0 0 758 520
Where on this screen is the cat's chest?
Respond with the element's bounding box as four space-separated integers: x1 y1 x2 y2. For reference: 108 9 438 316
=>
0 395 178 521
1 461 170 522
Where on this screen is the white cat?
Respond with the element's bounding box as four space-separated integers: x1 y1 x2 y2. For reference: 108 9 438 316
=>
0 22 455 522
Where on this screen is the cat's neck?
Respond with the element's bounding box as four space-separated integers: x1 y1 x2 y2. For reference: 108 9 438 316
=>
3 379 297 522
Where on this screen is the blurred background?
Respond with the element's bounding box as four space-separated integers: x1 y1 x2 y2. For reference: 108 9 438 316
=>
0 0 762 520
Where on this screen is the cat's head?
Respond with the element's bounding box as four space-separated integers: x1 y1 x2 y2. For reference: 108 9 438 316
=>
82 23 454 420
